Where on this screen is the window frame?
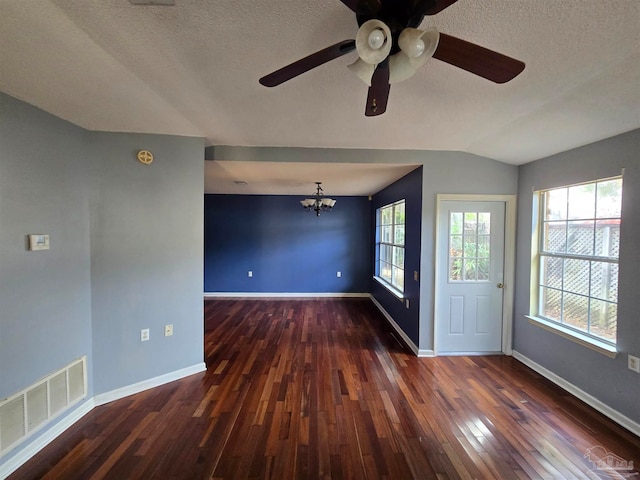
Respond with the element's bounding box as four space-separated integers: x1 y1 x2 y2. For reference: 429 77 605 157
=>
375 199 405 298
528 176 622 357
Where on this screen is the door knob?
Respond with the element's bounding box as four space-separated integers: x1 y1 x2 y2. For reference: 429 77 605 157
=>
497 283 504 289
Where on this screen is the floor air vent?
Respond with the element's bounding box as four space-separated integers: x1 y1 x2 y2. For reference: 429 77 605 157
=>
0 356 87 456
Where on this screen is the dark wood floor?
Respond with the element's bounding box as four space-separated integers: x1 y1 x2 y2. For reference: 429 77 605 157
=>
9 299 640 479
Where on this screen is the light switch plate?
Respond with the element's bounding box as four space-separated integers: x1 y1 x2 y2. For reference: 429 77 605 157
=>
629 355 640 373
28 234 50 251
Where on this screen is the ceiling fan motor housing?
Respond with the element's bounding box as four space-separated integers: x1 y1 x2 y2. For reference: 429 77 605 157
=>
356 0 432 54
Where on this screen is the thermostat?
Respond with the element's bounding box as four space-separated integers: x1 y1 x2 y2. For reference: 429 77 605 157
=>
29 234 50 251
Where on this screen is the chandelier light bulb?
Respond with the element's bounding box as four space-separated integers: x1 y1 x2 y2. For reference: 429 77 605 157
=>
300 182 336 216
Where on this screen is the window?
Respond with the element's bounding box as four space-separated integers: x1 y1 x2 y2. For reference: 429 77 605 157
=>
376 200 405 295
449 211 491 282
532 177 622 347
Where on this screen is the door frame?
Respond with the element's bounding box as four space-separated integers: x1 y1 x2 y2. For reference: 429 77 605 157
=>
433 194 517 356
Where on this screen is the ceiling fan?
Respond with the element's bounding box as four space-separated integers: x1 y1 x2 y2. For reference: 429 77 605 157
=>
259 0 525 117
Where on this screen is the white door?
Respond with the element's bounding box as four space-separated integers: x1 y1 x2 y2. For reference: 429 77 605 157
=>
436 201 505 354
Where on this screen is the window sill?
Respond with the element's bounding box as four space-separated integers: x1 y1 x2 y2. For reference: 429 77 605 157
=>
373 276 404 301
526 315 617 359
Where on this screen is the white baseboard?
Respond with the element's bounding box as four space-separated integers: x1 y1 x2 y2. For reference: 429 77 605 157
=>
0 399 95 480
512 351 640 437
417 348 435 357
369 296 434 357
204 292 370 298
0 362 207 480
94 362 206 406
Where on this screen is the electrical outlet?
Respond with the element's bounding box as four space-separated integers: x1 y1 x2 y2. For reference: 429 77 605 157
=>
141 328 150 342
248 271 253 277
629 355 640 373
164 324 174 337
337 271 341 278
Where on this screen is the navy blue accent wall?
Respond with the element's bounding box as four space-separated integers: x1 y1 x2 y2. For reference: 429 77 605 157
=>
370 167 423 345
204 195 372 293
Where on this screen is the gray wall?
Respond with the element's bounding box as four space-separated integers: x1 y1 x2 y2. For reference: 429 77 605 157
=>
90 132 204 393
0 93 93 399
417 152 518 351
514 129 640 423
0 92 204 464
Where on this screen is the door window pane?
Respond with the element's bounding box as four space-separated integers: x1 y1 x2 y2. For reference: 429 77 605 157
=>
477 258 490 281
450 212 463 234
464 212 477 234
449 211 491 282
463 259 477 281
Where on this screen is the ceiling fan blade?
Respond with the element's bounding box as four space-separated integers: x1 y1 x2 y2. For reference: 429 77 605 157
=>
259 40 356 87
421 0 460 15
433 33 525 83
338 0 358 12
365 60 390 116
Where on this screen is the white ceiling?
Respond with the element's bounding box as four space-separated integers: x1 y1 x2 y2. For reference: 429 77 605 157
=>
1 0 639 193
205 161 420 196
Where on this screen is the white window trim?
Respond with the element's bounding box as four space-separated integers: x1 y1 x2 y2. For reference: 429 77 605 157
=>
373 275 404 300
528 177 621 356
526 315 617 358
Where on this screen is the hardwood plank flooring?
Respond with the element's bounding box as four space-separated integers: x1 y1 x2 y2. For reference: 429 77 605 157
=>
8 299 640 479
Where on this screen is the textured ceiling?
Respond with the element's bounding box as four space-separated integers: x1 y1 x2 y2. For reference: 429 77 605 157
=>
1 0 639 173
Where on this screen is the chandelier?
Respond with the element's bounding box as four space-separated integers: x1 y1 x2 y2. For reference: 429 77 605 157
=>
300 182 336 216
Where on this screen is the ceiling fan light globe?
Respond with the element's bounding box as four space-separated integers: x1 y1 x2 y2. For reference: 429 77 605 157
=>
355 19 392 64
399 27 439 61
347 58 376 86
389 52 417 84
